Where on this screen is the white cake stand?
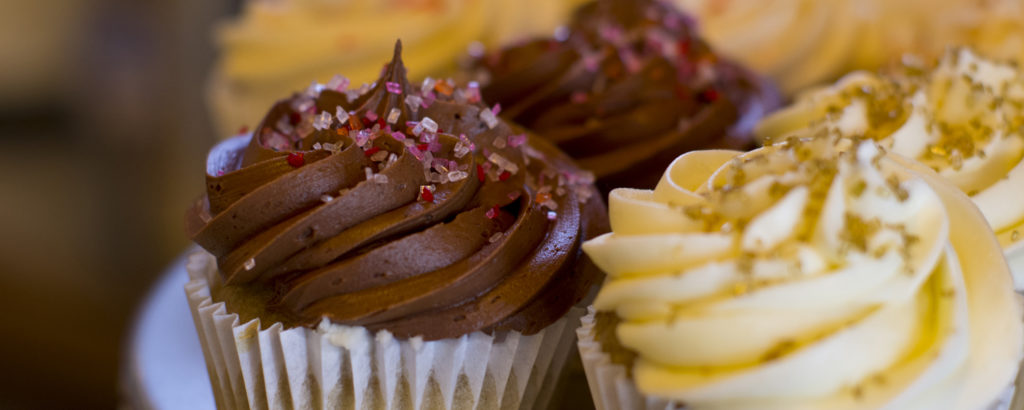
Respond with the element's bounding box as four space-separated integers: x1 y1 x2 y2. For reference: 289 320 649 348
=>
122 247 215 410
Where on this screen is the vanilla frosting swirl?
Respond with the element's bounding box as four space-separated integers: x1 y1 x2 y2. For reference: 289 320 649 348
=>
671 0 1024 94
208 0 585 136
582 136 1022 408
757 48 1024 285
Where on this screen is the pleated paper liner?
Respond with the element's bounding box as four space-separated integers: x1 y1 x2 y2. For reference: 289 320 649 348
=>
576 307 1018 410
185 250 584 410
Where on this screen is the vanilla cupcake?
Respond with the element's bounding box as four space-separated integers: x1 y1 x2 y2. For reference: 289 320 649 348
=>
672 0 1024 93
208 0 586 137
578 135 1022 409
186 42 606 409
756 47 1024 290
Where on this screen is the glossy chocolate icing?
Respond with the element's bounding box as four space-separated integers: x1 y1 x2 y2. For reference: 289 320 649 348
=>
474 0 779 192
186 42 606 340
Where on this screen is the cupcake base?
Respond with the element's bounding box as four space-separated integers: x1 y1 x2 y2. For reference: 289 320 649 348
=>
185 250 584 410
576 308 1019 410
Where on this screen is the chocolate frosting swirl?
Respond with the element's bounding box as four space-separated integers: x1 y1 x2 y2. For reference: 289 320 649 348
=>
473 0 779 192
186 42 607 340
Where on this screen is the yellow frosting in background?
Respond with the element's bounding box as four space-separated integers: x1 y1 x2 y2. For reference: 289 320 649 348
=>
671 0 1024 94
583 137 1022 409
207 0 585 136
756 48 1024 287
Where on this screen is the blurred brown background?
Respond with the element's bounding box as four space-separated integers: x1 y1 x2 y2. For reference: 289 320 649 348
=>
0 0 239 408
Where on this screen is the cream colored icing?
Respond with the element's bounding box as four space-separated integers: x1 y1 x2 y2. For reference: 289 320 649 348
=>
671 0 1024 94
582 137 1022 409
207 0 585 136
756 48 1024 286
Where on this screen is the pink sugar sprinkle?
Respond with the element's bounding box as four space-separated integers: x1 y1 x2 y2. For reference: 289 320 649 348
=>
326 74 350 92
620 48 642 73
465 82 482 103
507 133 527 148
408 145 424 161
508 191 521 200
491 103 502 115
421 92 436 108
385 81 402 94
458 133 475 148
599 24 625 45
582 53 602 73
265 131 292 151
428 140 442 152
485 205 499 219
431 157 449 170
364 110 378 121
664 13 680 30
390 131 407 140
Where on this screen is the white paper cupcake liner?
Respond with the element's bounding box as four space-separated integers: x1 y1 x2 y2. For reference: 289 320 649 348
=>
185 250 583 410
576 307 1019 410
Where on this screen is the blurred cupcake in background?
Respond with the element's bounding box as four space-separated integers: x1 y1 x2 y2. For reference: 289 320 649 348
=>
756 47 1024 290
471 0 779 193
671 0 1024 93
208 0 586 137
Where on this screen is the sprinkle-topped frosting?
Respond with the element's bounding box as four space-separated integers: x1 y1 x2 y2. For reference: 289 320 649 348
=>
470 0 779 192
756 48 1024 279
186 42 607 340
582 136 1022 408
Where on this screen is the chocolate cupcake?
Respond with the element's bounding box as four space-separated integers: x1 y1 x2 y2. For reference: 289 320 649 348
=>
184 42 606 409
471 0 779 193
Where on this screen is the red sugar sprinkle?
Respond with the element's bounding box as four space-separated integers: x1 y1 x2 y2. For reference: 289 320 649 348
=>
417 143 430 151
677 40 691 56
238 125 249 134
361 117 374 127
700 88 720 103
499 171 511 181
476 164 485 182
420 186 434 202
485 205 500 219
288 112 302 125
287 152 305 168
364 146 381 157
